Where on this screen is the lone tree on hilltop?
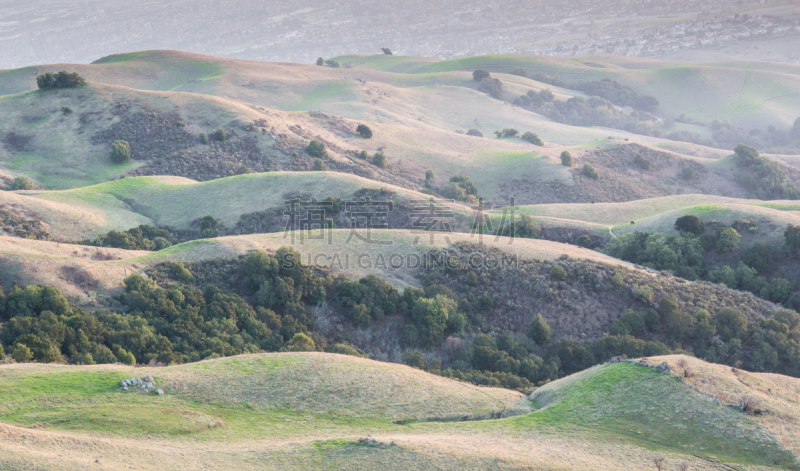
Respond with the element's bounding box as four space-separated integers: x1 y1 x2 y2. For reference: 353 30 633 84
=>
316 57 324 66
381 48 393 55
472 69 490 82
356 124 373 138
675 215 704 235
110 140 131 164
560 151 573 167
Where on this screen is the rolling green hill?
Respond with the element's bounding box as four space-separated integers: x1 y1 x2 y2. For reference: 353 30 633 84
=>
0 353 796 470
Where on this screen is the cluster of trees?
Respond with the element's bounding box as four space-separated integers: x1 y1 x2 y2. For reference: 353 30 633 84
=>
7 176 36 191
712 120 800 154
604 216 800 308
316 58 340 68
493 128 543 145
440 174 479 203
36 71 86 90
496 214 541 239
731 144 799 199
514 89 660 137
532 74 659 112
472 70 503 99
0 249 337 366
82 225 173 251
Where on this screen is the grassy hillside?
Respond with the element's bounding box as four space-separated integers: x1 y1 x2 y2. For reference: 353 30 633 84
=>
489 194 800 245
9 172 471 240
0 353 795 469
0 228 629 300
7 51 797 206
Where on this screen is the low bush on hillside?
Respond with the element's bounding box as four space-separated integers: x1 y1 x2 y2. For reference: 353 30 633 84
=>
582 163 599 180
0 210 50 240
496 214 541 239
356 124 372 138
9 177 36 191
82 225 172 251
560 151 573 167
307 140 327 158
94 107 275 181
110 140 131 164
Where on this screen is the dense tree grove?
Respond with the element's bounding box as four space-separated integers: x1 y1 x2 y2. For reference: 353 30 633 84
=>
605 218 800 307
731 144 800 199
514 88 660 137
36 71 86 90
5 240 800 391
532 73 660 112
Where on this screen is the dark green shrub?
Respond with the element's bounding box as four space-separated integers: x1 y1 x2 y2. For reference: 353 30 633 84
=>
528 314 552 345
114 347 136 366
582 163 599 180
716 227 741 253
674 215 704 235
521 132 543 146
511 68 528 77
466 129 483 137
472 70 490 81
306 140 326 158
11 343 32 362
110 140 131 164
212 128 227 142
425 169 435 186
312 158 327 171
632 153 651 170
36 71 85 90
576 235 592 248
198 133 208 144
356 124 372 138
330 342 366 357
9 176 35 190
61 105 73 114
494 128 518 138
496 214 541 239
560 151 573 167
402 351 427 369
550 265 567 281
371 151 387 168
741 241 775 273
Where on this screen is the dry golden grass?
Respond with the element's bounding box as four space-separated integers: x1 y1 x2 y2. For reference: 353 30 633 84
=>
646 355 800 459
0 354 789 470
